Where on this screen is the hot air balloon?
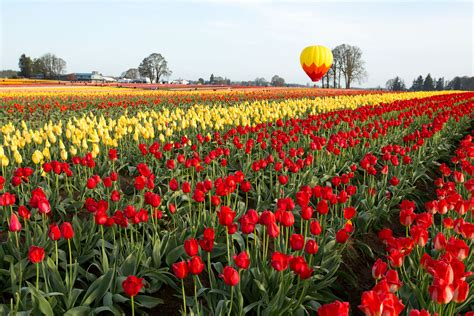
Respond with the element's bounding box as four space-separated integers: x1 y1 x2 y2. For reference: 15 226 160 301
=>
300 45 333 82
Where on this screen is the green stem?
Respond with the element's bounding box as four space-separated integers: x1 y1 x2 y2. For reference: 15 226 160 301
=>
227 286 234 316
36 263 39 291
131 295 135 316
181 278 187 315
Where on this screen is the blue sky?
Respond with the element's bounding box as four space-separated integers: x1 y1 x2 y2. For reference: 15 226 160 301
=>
1 0 472 87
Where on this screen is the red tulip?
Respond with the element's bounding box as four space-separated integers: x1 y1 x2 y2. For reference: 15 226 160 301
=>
217 206 235 226
48 223 61 241
310 220 322 235
305 239 318 255
9 213 22 232
280 211 295 227
385 269 402 292
172 261 189 279
387 250 404 268
122 275 144 297
433 232 447 251
28 246 45 263
169 178 179 191
233 251 250 269
453 171 464 183
452 279 469 303
18 205 31 220
60 222 74 239
278 175 288 185
220 266 239 286
429 278 454 304
108 148 118 161
271 252 290 271
290 234 305 251
389 176 399 186
399 209 416 227
343 207 356 220
182 182 191 193
188 256 205 275
316 200 329 215
184 238 199 257
111 190 121 202
318 300 350 316
409 309 431 316
371 259 387 280
336 229 349 243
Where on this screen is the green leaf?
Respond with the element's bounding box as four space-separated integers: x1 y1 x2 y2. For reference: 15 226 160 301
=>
152 239 162 268
28 285 54 315
134 295 164 308
120 253 138 276
80 269 114 306
165 245 184 266
64 306 91 316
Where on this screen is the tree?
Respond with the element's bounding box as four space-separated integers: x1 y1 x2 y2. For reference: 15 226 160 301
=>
18 54 33 78
138 53 172 83
271 75 285 87
254 77 268 86
210 74 215 84
33 53 66 79
337 44 366 89
423 74 435 91
410 75 424 91
122 68 139 79
197 78 205 84
435 77 445 90
450 77 462 90
386 76 406 91
326 45 344 88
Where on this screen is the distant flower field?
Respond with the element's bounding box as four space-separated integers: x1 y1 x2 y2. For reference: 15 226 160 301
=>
0 87 472 315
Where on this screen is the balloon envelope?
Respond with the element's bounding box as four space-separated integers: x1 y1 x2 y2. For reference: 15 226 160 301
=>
300 46 333 82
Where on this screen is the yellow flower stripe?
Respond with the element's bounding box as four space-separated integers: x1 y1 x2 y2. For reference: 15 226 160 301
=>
0 91 462 166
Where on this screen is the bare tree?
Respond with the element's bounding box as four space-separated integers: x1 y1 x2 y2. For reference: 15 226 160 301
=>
35 53 67 79
138 53 172 83
271 75 285 87
122 68 139 79
338 44 366 89
254 77 268 86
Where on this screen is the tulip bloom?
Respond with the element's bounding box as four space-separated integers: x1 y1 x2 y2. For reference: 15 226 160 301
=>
184 238 199 257
29 245 45 291
318 300 350 316
371 259 387 280
233 251 250 270
305 240 318 255
172 261 189 279
217 206 236 227
220 266 239 286
290 234 305 251
60 222 74 239
271 252 290 271
122 275 143 316
9 213 22 232
188 256 205 275
122 275 144 297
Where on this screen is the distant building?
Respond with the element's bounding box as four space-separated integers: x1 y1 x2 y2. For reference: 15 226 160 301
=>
60 71 116 82
170 79 190 85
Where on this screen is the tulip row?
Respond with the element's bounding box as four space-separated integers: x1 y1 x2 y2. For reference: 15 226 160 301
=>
0 90 472 315
361 132 473 316
0 86 381 121
0 91 460 170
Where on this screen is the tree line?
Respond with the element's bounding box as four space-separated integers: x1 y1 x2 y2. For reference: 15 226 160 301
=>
18 53 67 79
386 74 474 91
321 44 367 89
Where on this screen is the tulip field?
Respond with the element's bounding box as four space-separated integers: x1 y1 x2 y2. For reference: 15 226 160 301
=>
0 86 473 316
